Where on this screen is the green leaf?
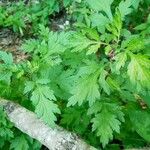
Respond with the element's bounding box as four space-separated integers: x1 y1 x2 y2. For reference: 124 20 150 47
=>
114 52 127 72
10 135 29 150
69 32 100 55
77 61 101 77
0 51 14 84
0 51 13 64
141 92 150 109
118 0 140 20
86 43 100 55
38 24 50 39
106 77 121 92
104 45 112 55
63 0 73 6
90 13 110 33
0 71 12 83
87 0 113 20
24 81 35 94
127 54 150 89
106 9 122 41
21 30 68 56
132 0 141 9
67 72 100 107
129 110 150 142
99 69 110 95
21 39 39 53
88 102 124 147
82 27 100 41
60 106 90 134
31 85 60 126
125 37 145 52
49 68 75 99
0 107 13 140
47 31 68 55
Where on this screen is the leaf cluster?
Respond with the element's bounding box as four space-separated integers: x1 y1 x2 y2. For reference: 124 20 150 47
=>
0 0 150 149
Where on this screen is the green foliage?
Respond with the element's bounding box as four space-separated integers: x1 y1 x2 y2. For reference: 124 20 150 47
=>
114 52 127 72
0 107 13 148
88 101 124 147
127 54 150 90
67 61 101 106
10 134 41 150
106 9 122 42
0 0 60 34
60 106 90 134
30 84 60 127
87 0 114 20
129 110 150 142
0 107 41 149
68 32 101 55
0 51 14 84
10 135 30 150
68 72 100 106
0 0 150 149
118 0 140 19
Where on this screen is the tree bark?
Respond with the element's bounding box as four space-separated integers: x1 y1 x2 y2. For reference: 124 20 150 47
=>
0 98 97 150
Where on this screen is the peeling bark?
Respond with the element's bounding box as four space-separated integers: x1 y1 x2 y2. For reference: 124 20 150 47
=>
0 99 97 150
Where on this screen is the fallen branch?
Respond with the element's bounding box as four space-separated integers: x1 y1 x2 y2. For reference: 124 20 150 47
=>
0 98 97 150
